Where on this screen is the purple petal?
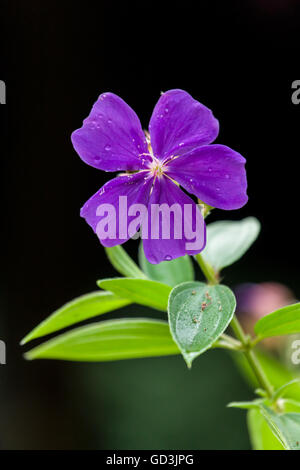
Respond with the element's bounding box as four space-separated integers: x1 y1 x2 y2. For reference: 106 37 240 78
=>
165 145 248 210
81 171 153 246
143 176 206 264
71 92 152 172
148 89 219 160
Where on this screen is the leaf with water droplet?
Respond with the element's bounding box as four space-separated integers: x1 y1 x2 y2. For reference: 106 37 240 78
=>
168 282 236 367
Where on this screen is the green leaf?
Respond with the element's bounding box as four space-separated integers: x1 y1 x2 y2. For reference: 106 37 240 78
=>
281 399 300 413
273 380 300 401
20 292 131 345
138 242 194 287
259 404 300 450
168 281 236 367
247 408 285 450
24 318 180 362
227 399 263 410
254 303 300 340
202 217 261 272
104 245 146 278
97 278 172 311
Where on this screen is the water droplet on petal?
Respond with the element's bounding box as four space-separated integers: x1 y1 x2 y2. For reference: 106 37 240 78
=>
105 145 111 151
165 107 169 113
107 119 112 124
164 255 172 261
179 142 184 147
208 168 212 173
225 174 230 179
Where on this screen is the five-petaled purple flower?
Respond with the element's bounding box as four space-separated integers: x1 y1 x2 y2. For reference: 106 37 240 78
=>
71 89 247 264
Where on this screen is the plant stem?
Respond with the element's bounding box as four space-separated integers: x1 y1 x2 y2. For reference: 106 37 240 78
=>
195 251 274 398
230 316 274 398
195 253 218 284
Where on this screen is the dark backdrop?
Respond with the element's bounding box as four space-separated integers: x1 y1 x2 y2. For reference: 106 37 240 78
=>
1 0 300 449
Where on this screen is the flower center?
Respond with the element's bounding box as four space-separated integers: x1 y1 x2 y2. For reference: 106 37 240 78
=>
149 158 164 177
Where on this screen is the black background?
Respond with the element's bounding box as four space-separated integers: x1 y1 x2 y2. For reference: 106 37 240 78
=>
1 0 300 449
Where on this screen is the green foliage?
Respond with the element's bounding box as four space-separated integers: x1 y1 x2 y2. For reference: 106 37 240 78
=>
259 404 300 450
97 278 171 311
168 282 236 367
254 303 300 340
202 217 261 272
247 408 285 450
139 243 194 287
24 319 179 361
20 210 300 450
21 292 131 345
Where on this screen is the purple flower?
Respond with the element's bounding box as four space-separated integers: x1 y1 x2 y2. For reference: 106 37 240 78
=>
71 89 247 264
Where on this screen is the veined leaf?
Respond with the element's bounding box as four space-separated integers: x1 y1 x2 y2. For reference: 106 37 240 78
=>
24 318 180 362
202 217 261 272
255 303 300 340
138 242 194 287
97 278 171 312
259 404 300 450
104 245 146 279
20 291 131 345
168 281 236 367
247 408 285 450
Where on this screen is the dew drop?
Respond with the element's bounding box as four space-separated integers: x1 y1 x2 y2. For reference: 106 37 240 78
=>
164 255 172 261
105 145 111 151
225 174 230 179
179 142 184 147
107 119 112 124
208 167 212 173
165 107 169 113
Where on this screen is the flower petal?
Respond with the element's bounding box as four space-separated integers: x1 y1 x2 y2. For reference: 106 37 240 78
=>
165 144 248 210
71 92 151 172
143 176 206 264
149 89 219 160
81 172 153 246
